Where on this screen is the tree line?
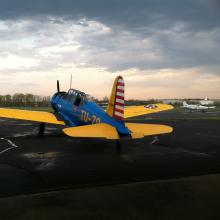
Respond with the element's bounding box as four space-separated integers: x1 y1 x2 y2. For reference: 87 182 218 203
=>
0 94 51 107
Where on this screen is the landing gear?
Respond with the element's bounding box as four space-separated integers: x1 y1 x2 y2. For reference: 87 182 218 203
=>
38 122 46 136
116 140 121 152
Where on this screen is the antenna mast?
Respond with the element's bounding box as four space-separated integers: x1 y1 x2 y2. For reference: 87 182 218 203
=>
70 73 72 89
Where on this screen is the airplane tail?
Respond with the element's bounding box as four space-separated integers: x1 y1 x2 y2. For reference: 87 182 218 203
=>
183 101 187 107
107 76 125 121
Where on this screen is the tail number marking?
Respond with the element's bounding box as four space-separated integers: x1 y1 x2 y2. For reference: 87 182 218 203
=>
81 110 101 124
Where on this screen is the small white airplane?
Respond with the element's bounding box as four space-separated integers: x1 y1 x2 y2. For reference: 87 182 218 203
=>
183 101 215 112
199 97 214 105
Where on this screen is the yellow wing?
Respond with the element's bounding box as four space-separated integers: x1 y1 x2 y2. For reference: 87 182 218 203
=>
126 123 173 139
63 123 119 139
124 104 173 118
0 108 65 125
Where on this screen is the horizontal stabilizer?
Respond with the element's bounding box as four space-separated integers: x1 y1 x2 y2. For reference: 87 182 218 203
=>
0 108 65 125
124 104 173 118
126 123 173 139
63 123 119 139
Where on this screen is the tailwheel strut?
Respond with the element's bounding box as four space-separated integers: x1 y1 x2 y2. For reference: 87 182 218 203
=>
116 140 121 152
38 122 46 136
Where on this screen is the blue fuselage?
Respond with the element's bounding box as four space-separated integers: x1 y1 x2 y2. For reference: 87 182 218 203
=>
51 90 131 136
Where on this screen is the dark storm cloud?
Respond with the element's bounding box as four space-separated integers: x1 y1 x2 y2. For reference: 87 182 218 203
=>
0 0 220 74
0 0 219 31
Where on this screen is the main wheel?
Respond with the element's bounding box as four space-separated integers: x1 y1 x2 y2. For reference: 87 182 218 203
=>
38 122 46 136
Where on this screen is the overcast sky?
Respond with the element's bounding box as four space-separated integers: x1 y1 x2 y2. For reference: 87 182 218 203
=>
0 0 220 99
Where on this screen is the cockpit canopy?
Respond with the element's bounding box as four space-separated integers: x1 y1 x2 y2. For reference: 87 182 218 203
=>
67 89 94 106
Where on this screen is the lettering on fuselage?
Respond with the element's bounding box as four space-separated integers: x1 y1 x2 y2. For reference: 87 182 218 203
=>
81 110 101 124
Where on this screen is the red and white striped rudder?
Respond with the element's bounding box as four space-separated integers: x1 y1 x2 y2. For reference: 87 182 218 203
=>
106 75 125 121
113 76 124 120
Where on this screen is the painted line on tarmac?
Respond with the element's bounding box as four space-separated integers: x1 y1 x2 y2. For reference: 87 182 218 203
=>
12 132 35 137
0 138 19 154
150 136 159 145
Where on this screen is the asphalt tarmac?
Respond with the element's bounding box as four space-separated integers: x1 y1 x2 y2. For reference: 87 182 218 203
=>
0 110 219 219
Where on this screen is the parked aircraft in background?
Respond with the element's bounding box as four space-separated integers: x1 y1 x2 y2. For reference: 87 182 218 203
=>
199 97 214 106
183 101 215 112
0 76 173 147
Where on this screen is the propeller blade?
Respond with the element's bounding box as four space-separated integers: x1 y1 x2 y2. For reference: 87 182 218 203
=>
57 80 60 92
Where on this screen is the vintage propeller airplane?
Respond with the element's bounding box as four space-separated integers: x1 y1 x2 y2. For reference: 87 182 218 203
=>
0 76 173 147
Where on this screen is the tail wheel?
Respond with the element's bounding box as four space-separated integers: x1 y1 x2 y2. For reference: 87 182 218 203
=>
116 140 121 152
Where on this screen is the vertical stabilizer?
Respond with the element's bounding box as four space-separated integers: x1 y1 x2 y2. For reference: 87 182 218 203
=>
107 76 125 121
183 101 187 107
